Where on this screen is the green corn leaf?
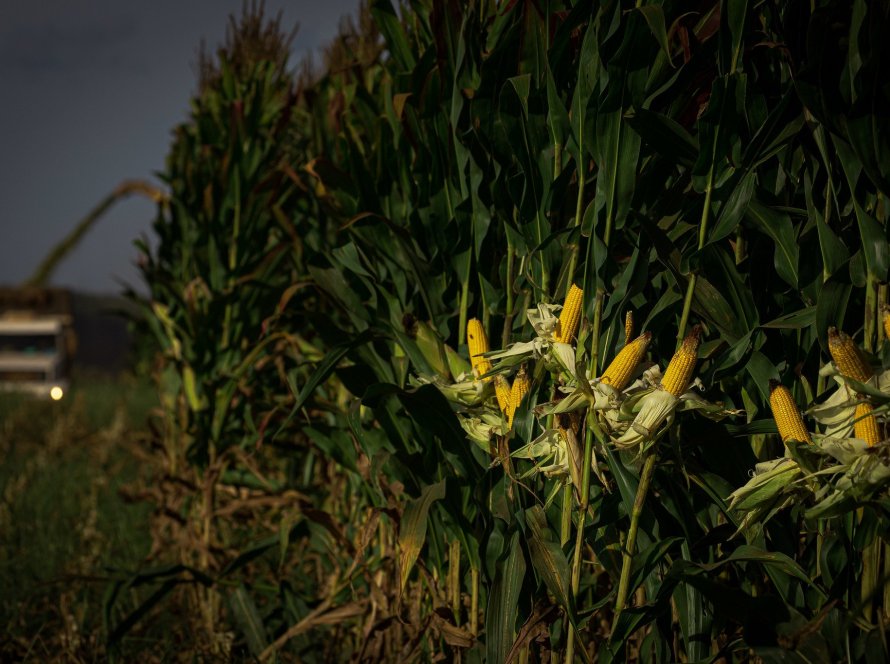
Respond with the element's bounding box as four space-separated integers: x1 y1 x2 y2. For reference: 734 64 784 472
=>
708 172 755 246
636 5 671 66
815 280 852 349
524 505 576 624
834 137 889 279
626 108 697 168
398 480 446 592
746 198 800 289
804 171 849 279
229 585 268 656
486 530 527 664
370 0 416 70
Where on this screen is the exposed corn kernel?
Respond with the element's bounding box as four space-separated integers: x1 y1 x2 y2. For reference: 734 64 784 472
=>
660 326 701 397
467 318 492 381
624 311 634 345
768 381 812 444
506 367 530 427
556 284 583 343
883 305 890 343
600 332 652 391
828 327 872 383
494 375 512 414
854 401 881 447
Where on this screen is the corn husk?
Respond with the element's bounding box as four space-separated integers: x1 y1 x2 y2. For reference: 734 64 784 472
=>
614 389 680 448
416 375 490 406
458 411 507 448
728 458 803 512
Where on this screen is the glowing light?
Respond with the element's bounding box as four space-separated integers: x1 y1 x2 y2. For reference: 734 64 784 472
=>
50 386 64 401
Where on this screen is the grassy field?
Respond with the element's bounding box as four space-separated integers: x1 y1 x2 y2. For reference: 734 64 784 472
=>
0 371 159 661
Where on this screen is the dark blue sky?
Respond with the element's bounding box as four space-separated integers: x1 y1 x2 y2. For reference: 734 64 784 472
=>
0 0 358 293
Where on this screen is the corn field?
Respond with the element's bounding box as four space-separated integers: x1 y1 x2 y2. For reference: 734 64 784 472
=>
107 0 890 661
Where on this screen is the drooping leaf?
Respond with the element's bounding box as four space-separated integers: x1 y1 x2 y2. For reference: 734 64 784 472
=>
398 480 446 592
746 199 800 289
229 585 268 656
525 506 575 623
486 530 527 664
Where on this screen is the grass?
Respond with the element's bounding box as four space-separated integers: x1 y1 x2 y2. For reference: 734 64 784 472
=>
0 370 158 661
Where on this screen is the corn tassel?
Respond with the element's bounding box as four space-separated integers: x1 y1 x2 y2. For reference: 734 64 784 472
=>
828 327 872 383
557 284 583 343
467 318 492 381
507 368 530 427
768 381 812 444
854 402 881 447
494 375 512 414
624 311 634 345
661 326 701 397
600 332 652 391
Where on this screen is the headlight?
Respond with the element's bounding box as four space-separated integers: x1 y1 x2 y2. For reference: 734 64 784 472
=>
50 386 64 401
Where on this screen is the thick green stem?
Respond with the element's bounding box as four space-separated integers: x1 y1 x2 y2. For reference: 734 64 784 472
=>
565 166 587 293
879 284 889 346
561 483 573 546
458 272 470 347
614 451 657 621
822 178 832 284
590 290 605 377
565 425 594 664
863 535 881 622
546 384 571 547
816 365 827 399
678 169 715 342
573 430 593 586
588 180 617 372
447 181 466 345
470 568 479 636
884 541 890 620
816 518 824 579
540 250 550 303
502 246 515 349
865 276 877 353
221 189 242 350
677 274 697 345
449 539 461 624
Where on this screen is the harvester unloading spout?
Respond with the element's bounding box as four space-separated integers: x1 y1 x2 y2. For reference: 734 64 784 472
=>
24 179 166 289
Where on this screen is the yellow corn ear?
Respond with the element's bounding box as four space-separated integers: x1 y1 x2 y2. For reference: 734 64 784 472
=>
556 284 583 343
506 368 530 427
494 375 512 414
768 381 812 444
624 311 634 345
661 326 702 397
467 318 492 380
827 327 872 383
600 332 652 391
854 402 881 446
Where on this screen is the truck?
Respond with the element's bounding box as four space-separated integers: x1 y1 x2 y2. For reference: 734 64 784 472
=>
0 288 73 399
0 179 163 399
